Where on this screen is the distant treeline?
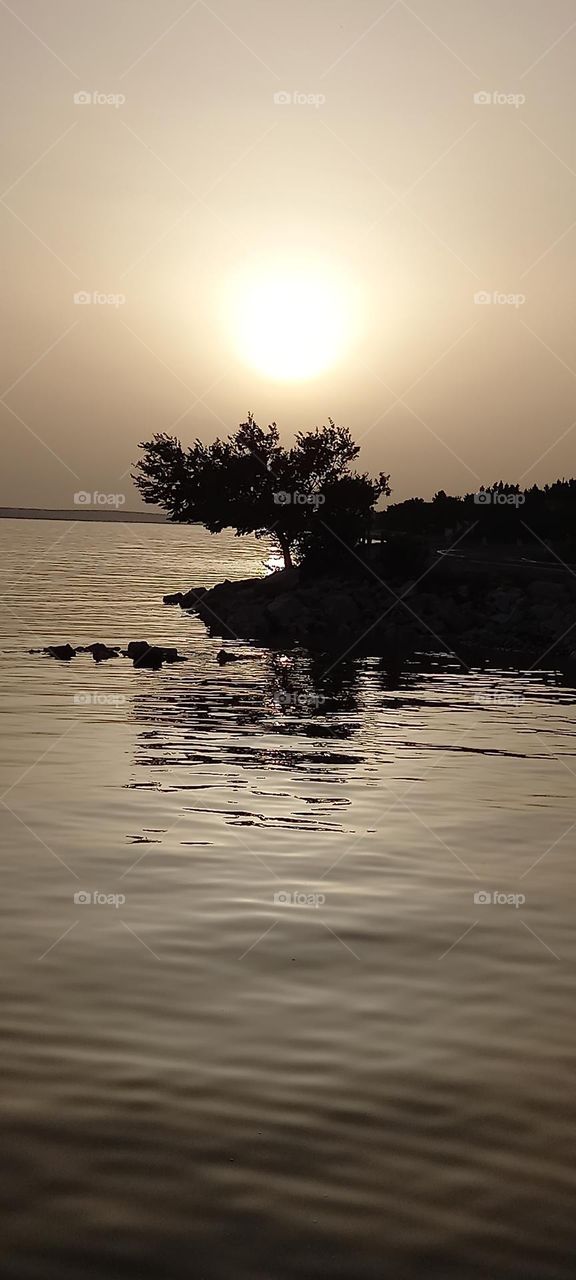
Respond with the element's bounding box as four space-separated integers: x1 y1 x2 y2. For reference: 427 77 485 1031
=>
380 479 576 544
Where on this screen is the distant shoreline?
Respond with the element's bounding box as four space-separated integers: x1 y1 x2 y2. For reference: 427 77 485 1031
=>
0 508 168 523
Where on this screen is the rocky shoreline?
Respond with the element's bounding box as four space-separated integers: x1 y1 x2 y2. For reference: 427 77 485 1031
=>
165 558 576 676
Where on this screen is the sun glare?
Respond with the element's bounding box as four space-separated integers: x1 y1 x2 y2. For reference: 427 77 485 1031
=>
229 263 358 381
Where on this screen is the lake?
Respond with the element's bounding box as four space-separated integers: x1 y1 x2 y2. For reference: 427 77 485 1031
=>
1 518 576 1279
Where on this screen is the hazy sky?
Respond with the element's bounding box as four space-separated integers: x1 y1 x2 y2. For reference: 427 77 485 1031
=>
2 0 576 507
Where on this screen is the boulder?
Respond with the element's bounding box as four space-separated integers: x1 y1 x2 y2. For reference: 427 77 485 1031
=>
267 593 310 631
46 644 76 661
126 641 187 667
158 647 187 663
217 649 238 664
132 646 164 669
126 641 151 661
179 587 207 608
77 643 119 662
528 580 566 603
163 592 183 606
217 648 252 664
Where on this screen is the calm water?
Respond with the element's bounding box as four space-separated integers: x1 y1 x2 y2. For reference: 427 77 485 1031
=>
1 519 576 1280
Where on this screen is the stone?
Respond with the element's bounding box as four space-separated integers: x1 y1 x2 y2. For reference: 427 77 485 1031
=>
217 649 252 664
179 587 207 608
132 646 164 669
126 641 150 660
158 647 187 663
528 580 565 602
47 644 76 661
217 649 239 664
266 593 309 631
78 643 119 662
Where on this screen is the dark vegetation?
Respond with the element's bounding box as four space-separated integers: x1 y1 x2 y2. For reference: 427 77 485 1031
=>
134 416 389 570
135 421 576 672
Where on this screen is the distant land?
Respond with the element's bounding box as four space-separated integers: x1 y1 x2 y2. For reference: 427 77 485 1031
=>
0 507 167 523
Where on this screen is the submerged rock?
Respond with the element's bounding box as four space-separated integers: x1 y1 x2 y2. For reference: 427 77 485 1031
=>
32 639 186 669
216 648 254 665
158 647 187 663
77 643 119 662
132 646 164 669
164 587 207 609
126 641 151 661
46 644 76 661
126 640 187 668
217 648 238 664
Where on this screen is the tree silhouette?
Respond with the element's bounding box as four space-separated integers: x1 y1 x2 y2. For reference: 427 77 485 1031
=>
134 416 390 570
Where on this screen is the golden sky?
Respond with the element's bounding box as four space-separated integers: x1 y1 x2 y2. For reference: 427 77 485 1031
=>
2 0 576 506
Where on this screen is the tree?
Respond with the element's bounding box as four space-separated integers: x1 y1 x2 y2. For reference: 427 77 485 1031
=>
133 416 390 570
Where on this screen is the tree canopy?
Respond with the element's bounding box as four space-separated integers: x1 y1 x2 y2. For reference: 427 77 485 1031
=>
381 479 576 543
134 416 390 568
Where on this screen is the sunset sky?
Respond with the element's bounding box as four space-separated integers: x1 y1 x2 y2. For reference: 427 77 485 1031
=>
2 0 576 507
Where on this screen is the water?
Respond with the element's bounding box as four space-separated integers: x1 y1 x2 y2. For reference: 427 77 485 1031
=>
1 519 576 1279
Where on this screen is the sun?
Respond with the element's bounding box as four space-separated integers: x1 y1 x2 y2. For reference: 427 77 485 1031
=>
228 262 358 381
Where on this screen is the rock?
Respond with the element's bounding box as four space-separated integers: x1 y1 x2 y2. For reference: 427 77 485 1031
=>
179 587 207 609
158 647 187 663
267 593 310 631
46 644 76 661
528 580 565 602
133 646 164 669
163 592 183 606
125 641 186 667
323 591 358 621
487 587 524 618
530 600 557 625
126 641 162 668
168 563 576 664
77 643 119 662
217 649 251 664
126 641 151 660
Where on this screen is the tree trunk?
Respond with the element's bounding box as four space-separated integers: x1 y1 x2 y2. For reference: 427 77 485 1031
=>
277 533 293 571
